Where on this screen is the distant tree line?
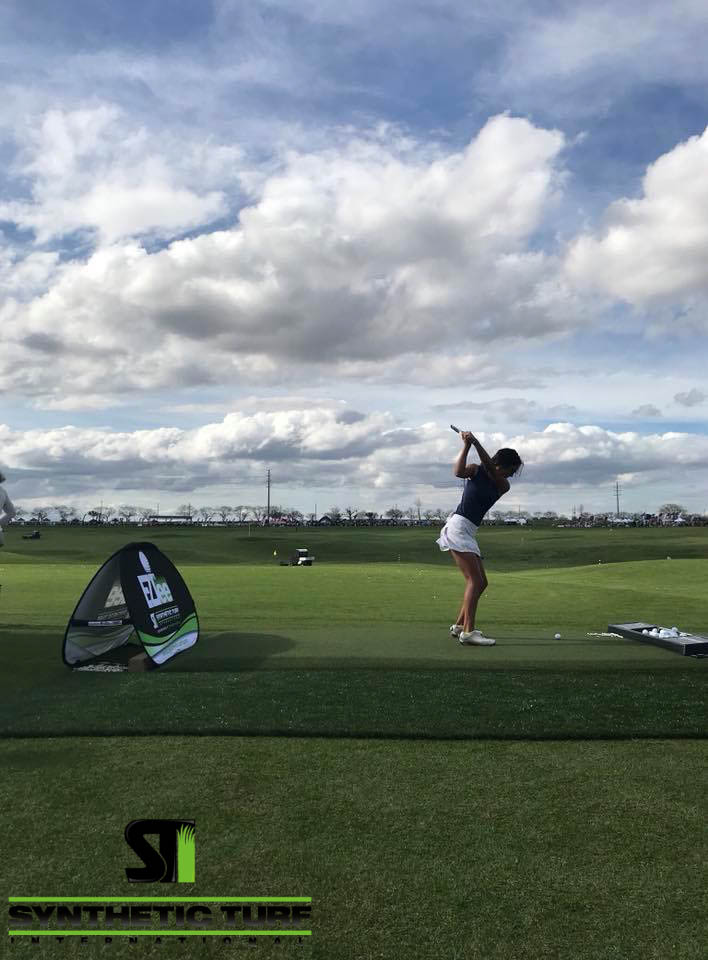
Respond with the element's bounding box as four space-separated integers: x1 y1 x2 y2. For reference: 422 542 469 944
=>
7 502 447 526
8 501 707 527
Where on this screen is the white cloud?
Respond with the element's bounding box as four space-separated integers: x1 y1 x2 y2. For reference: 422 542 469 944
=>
489 1 708 117
519 422 708 488
2 415 707 514
0 409 397 471
501 5 665 83
2 114 578 407
565 126 708 314
0 106 242 244
0 242 60 300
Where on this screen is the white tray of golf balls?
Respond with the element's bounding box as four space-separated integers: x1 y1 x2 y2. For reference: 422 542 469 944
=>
608 622 708 656
641 626 686 639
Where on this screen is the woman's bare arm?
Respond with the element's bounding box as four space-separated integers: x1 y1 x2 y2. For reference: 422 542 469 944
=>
453 435 474 478
464 432 510 493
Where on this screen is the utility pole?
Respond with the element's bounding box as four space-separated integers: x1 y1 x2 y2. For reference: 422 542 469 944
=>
266 468 271 526
615 481 621 517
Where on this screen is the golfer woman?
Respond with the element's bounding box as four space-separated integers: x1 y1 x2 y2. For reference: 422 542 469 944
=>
0 471 16 547
437 431 522 645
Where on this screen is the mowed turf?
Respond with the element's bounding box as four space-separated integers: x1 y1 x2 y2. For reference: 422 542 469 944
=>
4 520 708 568
1 541 706 738
3 736 706 960
1 526 706 959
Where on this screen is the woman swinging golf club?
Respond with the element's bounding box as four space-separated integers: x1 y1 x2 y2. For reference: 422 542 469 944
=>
437 428 523 645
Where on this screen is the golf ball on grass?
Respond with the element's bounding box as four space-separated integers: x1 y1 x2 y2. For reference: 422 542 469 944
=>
554 633 561 639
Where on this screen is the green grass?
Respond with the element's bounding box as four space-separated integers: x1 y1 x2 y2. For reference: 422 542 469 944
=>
4 521 708 567
1 526 706 958
2 737 705 960
1 541 705 738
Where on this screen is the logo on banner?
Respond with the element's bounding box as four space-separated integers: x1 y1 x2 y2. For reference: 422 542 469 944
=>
137 551 174 609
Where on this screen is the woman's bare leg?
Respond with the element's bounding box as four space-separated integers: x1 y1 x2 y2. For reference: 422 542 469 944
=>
450 550 488 632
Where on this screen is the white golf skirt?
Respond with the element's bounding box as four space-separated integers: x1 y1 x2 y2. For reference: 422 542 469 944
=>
436 513 481 557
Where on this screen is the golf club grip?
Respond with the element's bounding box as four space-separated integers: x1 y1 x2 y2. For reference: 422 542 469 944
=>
450 424 461 433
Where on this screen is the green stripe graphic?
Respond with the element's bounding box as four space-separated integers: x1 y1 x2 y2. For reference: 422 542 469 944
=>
139 613 198 648
9 897 311 903
9 931 311 937
176 824 195 883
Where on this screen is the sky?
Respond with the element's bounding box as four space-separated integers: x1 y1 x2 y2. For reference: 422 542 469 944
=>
1 0 708 518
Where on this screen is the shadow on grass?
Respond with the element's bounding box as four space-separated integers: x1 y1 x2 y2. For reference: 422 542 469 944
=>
1 628 706 741
0 626 297 673
164 632 296 671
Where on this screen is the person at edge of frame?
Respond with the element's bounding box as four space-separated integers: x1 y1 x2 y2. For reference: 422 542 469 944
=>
0 470 16 548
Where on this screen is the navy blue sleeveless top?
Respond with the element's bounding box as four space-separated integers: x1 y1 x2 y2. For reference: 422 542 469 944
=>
454 465 501 525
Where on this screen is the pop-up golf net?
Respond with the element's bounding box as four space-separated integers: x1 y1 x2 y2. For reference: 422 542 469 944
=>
63 542 199 668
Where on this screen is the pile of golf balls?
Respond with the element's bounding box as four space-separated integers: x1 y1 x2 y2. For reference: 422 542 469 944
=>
641 626 689 638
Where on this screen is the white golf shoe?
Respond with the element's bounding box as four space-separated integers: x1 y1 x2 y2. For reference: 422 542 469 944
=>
459 630 496 646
